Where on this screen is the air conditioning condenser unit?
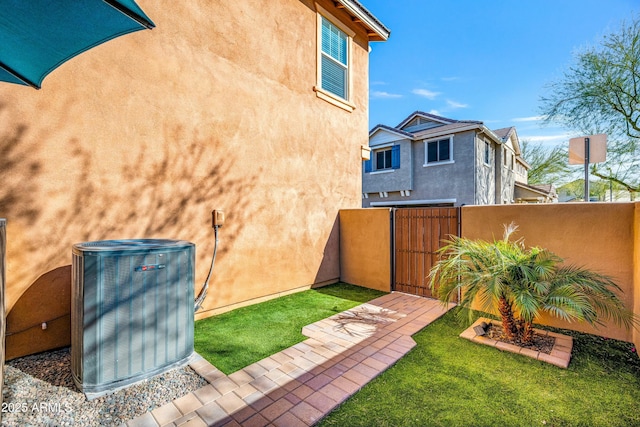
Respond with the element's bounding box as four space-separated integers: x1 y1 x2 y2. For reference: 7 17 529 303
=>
71 239 195 398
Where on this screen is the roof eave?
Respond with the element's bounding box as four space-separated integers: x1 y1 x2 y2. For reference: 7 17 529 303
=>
334 0 390 41
517 157 531 169
369 124 413 139
396 111 456 129
478 126 504 145
515 182 556 196
413 123 483 140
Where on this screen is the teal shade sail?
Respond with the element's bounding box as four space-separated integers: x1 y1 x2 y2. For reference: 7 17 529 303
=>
0 0 154 89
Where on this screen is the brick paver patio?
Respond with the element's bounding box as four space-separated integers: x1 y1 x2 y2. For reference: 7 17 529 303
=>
125 292 453 427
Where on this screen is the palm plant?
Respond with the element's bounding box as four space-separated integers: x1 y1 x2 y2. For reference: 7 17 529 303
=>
429 223 637 343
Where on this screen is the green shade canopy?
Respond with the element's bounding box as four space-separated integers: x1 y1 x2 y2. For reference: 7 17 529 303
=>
0 0 154 89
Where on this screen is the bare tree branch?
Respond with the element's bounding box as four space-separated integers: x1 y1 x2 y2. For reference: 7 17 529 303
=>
540 15 640 192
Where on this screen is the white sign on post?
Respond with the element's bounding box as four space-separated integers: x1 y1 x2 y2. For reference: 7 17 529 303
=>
568 133 607 164
568 133 607 202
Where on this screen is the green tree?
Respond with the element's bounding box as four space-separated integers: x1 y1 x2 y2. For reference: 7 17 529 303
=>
540 15 640 199
521 139 571 185
558 179 621 201
429 224 637 343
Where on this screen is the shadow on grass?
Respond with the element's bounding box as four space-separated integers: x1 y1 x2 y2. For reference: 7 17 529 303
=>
312 282 387 303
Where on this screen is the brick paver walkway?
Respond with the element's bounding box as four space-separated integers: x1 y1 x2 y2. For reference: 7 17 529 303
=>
125 292 453 427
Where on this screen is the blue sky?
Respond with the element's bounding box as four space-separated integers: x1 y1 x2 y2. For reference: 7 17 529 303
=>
362 0 639 147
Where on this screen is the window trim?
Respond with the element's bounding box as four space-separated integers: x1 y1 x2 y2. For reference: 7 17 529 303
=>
366 144 400 173
315 5 356 112
370 169 395 175
483 140 491 165
423 135 454 167
375 147 393 171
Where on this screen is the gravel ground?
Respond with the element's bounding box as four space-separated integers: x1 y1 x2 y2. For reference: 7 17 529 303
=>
1 348 208 427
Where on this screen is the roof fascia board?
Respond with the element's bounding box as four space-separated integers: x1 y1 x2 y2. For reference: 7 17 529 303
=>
334 0 390 41
413 123 483 140
397 111 453 129
369 126 414 140
480 126 504 145
517 157 531 169
510 129 522 155
515 182 552 196
370 198 457 206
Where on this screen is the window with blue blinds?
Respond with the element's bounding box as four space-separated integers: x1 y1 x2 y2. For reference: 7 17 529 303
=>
321 17 348 99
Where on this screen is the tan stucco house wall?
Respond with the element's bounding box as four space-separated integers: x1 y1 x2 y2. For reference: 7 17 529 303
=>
0 0 388 358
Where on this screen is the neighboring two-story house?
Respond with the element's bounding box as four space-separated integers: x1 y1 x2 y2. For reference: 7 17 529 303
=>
362 111 538 207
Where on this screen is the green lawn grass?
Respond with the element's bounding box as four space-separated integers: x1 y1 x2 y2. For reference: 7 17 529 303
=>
319 307 640 427
193 282 386 374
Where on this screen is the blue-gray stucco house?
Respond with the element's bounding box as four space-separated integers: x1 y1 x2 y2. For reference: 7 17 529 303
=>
362 111 554 207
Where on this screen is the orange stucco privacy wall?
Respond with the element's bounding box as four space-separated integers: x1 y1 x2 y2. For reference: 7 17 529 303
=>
634 203 640 352
339 209 392 292
461 203 637 342
0 0 373 344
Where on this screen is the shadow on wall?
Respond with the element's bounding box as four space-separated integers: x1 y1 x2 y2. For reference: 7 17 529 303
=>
0 106 42 227
3 115 260 359
314 214 340 285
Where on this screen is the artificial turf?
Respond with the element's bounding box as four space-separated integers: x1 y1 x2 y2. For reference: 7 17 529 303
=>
194 282 386 374
319 307 640 427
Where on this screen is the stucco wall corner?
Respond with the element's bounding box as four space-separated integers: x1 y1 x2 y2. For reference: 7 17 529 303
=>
633 202 640 354
339 208 391 292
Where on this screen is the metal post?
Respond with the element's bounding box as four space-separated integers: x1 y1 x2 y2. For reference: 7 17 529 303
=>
0 219 5 408
610 180 613 202
584 137 590 202
390 208 395 292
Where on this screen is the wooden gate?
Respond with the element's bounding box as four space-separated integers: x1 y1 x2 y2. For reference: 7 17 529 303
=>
393 207 460 297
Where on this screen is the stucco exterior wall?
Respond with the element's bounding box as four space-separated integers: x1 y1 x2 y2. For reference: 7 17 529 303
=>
500 164 516 204
411 131 477 206
634 203 640 352
0 0 375 348
461 203 636 342
475 136 495 205
339 208 391 292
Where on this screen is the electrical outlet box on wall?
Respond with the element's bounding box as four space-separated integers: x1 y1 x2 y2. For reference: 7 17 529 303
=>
212 210 225 227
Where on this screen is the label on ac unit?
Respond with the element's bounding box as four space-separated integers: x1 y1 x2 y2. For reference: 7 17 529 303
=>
134 264 166 272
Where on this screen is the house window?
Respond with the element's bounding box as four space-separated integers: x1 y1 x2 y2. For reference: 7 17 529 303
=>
364 145 400 172
315 8 355 112
484 141 490 165
425 137 453 165
376 148 393 170
321 17 348 99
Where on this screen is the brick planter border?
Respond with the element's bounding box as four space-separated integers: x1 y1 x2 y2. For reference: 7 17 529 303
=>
460 317 573 368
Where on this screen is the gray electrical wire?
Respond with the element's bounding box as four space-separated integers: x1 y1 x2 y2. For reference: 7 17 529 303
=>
194 225 220 311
